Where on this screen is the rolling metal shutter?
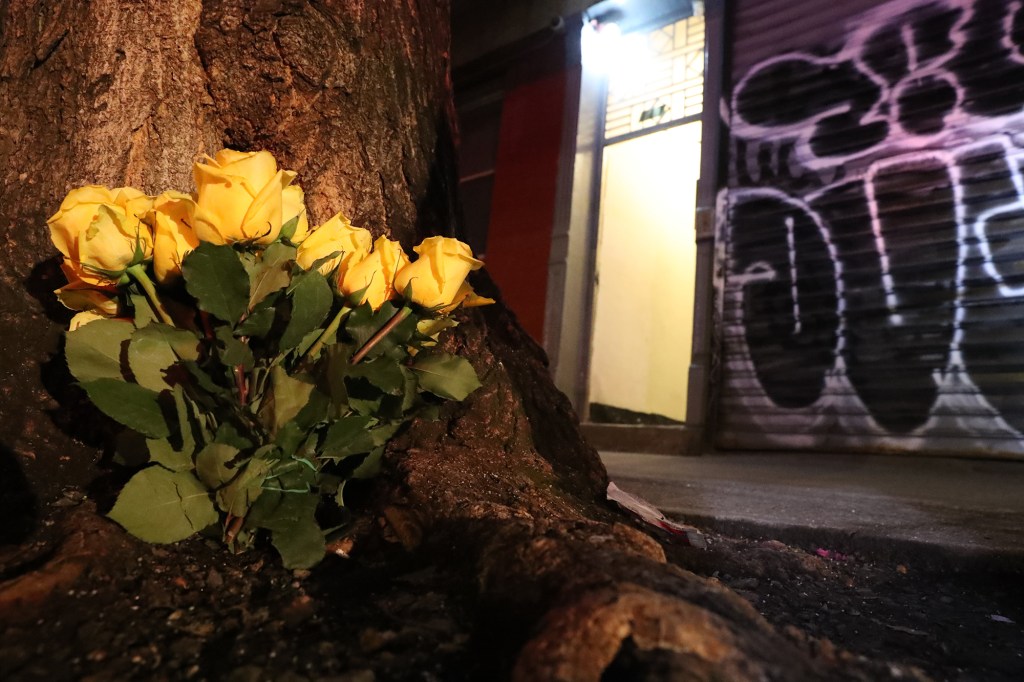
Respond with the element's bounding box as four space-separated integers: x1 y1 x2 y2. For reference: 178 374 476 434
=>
718 0 1024 457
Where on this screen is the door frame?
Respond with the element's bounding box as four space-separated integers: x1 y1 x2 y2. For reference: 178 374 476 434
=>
544 0 727 454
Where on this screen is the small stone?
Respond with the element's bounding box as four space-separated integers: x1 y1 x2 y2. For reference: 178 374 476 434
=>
182 620 215 638
324 671 375 682
731 577 760 590
359 627 397 653
282 595 316 627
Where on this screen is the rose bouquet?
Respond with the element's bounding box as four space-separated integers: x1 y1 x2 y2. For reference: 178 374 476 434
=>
49 149 492 568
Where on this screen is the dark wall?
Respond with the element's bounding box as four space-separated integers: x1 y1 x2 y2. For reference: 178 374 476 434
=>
719 0 1024 457
454 25 576 344
485 70 570 342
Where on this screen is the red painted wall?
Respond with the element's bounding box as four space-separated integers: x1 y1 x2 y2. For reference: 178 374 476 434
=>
484 71 567 342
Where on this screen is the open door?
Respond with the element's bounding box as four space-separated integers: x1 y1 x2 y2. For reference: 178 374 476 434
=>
574 11 708 451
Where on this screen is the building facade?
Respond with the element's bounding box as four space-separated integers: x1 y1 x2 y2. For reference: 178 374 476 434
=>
455 0 1024 459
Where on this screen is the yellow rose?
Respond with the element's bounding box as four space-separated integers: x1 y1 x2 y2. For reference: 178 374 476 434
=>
394 237 483 309
69 310 111 331
295 212 372 277
55 262 119 314
48 185 155 286
340 236 410 310
282 184 310 242
438 281 496 314
150 191 204 284
192 149 296 245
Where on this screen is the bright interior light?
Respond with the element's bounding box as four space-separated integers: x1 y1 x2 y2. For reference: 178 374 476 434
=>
612 32 658 95
581 20 658 95
581 20 623 75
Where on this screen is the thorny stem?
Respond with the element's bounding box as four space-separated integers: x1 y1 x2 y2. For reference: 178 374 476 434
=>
234 364 249 406
199 311 215 341
225 513 246 546
127 264 174 326
303 306 352 363
235 310 250 406
351 306 412 364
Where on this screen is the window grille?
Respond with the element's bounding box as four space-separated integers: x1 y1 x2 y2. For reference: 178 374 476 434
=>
604 13 706 141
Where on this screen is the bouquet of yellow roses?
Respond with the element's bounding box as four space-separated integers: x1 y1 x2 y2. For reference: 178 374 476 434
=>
49 149 492 568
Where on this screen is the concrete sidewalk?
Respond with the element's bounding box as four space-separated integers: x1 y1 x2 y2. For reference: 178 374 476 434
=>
600 451 1024 566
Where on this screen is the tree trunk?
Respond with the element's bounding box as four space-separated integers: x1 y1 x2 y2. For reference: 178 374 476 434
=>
0 2 923 680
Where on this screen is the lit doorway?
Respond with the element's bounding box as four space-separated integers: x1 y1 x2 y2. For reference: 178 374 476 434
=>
583 12 706 427
589 121 702 424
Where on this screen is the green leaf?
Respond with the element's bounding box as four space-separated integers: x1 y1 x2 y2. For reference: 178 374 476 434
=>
400 366 421 413
217 457 271 517
250 490 324 569
248 483 315 528
351 445 385 479
411 353 482 401
196 443 240 488
347 356 405 394
275 421 306 458
320 415 375 458
128 323 200 392
214 422 254 451
249 242 295 309
343 303 417 361
308 250 342 275
279 215 300 242
81 379 170 438
345 302 393 349
236 303 277 338
108 468 218 543
66 318 133 383
270 366 315 434
263 457 317 496
322 420 399 461
171 386 198 454
348 394 382 417
272 515 325 569
294 389 331 430
377 392 410 421
182 361 229 399
215 326 254 371
182 242 250 324
147 438 192 472
326 344 352 409
130 294 157 329
295 328 328 358
248 365 272 416
280 271 333 350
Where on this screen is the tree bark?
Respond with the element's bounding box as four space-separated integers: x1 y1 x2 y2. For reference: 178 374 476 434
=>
0 2 924 679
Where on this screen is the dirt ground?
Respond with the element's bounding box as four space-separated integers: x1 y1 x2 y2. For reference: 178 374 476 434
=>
666 533 1024 682
0 490 1021 681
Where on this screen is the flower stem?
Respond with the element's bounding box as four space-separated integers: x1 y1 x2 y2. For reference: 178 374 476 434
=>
351 306 412 364
225 513 246 547
127 264 174 326
303 306 352 363
234 364 249 406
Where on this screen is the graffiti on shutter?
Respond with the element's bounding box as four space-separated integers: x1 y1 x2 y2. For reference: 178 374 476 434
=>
722 0 1024 455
